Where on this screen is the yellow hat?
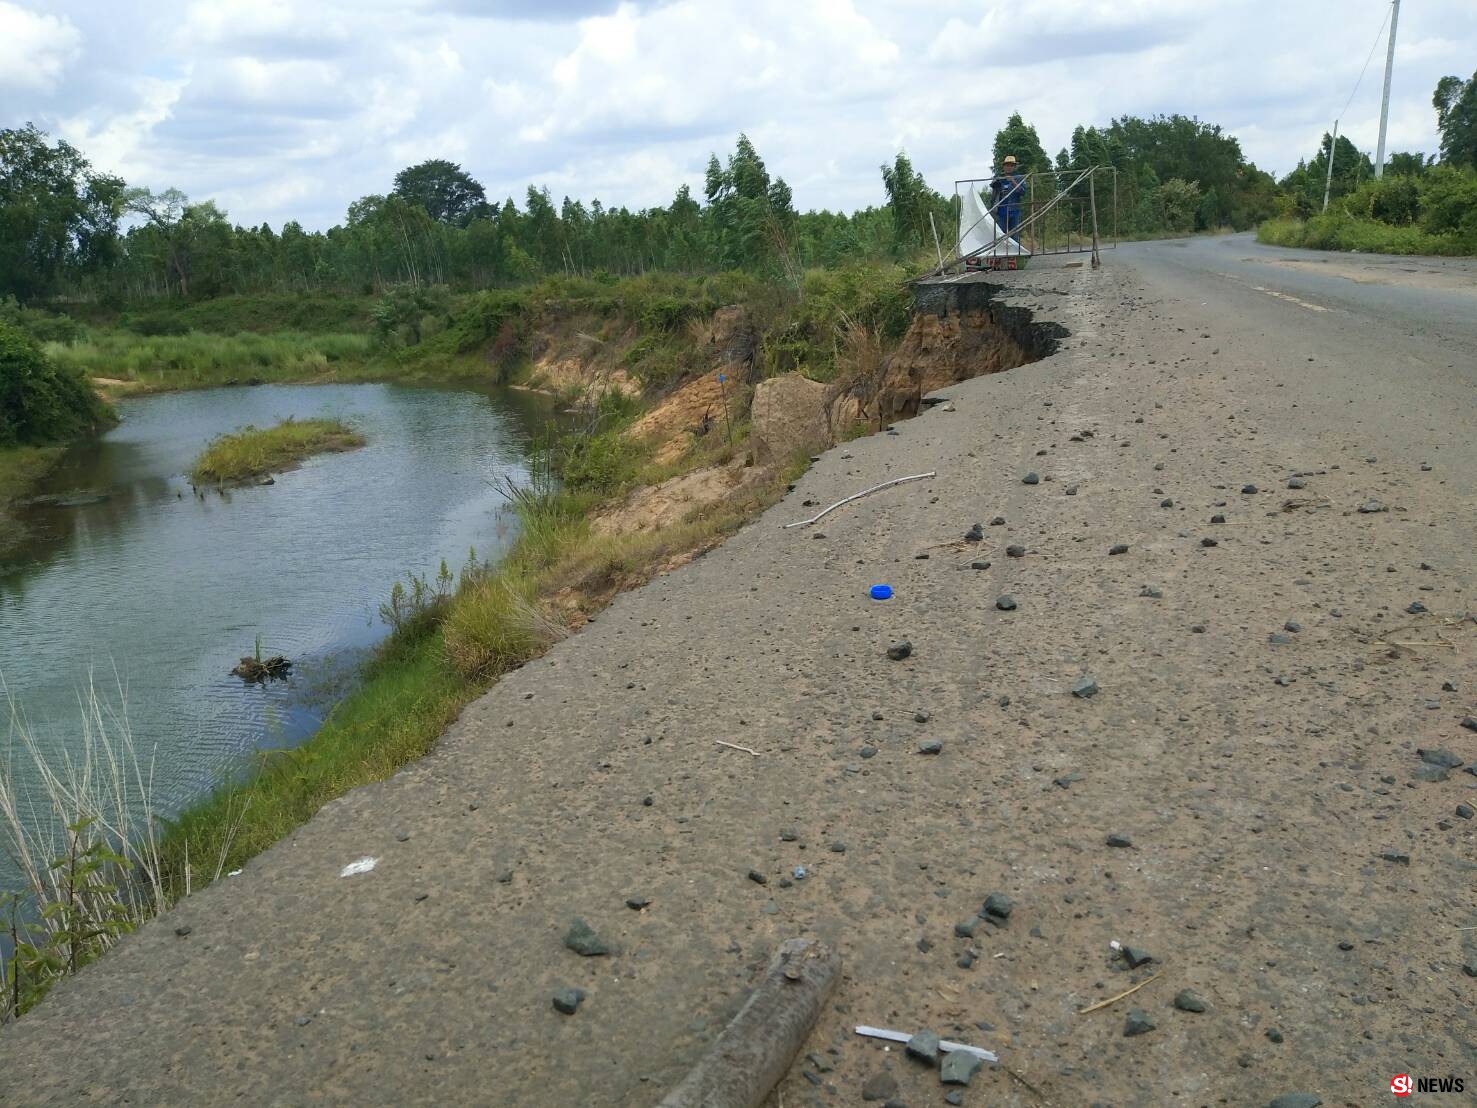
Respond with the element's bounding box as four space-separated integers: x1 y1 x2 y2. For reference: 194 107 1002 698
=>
1003 154 1017 164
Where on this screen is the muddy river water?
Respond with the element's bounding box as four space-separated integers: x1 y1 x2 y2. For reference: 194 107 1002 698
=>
0 382 553 894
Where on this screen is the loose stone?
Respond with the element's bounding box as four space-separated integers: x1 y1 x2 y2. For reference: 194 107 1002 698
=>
905 1028 941 1064
1124 1008 1155 1036
552 987 586 1015
563 918 611 957
1173 989 1207 1012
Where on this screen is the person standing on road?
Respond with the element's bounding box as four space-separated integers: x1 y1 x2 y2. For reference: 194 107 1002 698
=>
989 154 1025 240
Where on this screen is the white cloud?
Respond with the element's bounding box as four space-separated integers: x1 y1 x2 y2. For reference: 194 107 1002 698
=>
6 0 1475 229
0 2 81 91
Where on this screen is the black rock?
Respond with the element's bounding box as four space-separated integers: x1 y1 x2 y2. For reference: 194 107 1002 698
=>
1241 484 1257 494
1269 633 1292 645
1338 940 1354 950
1054 771 1085 788
944 1091 964 1106
860 745 878 759
1266 1028 1284 1043
1139 585 1163 598
1109 543 1129 555
779 828 797 841
1123 1008 1155 1036
1284 620 1301 633
1006 544 1025 558
1419 748 1463 768
1105 832 1133 848
747 869 768 885
1379 851 1411 865
887 641 913 661
563 918 611 956
990 516 1006 526
918 739 943 755
552 987 586 1014
1287 477 1306 489
1456 803 1474 820
1413 764 1450 783
906 1028 941 1064
829 842 847 853
964 523 984 542
1210 513 1226 524
1022 472 1040 485
1201 537 1218 547
1065 485 1078 496
861 1072 899 1102
1357 499 1386 513
940 1049 984 1086
1173 989 1207 1013
982 892 1013 920
1121 945 1154 968
1462 717 1477 732
625 895 651 909
995 595 1017 611
914 709 931 723
1071 676 1099 698
954 918 979 938
1406 601 1428 614
174 925 192 938
970 560 990 570
1160 498 1173 508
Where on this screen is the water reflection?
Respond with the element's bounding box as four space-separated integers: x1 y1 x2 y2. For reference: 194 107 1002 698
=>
0 382 554 894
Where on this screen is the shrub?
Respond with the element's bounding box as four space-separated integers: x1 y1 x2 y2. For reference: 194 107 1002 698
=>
0 298 82 344
0 322 113 447
120 312 190 337
557 427 641 493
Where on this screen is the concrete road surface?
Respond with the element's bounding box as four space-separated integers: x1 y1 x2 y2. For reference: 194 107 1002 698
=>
2 235 1473 1106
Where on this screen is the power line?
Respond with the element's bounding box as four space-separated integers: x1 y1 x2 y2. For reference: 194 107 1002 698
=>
1337 2 1393 122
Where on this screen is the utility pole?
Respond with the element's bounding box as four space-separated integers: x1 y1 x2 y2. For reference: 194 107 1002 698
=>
1374 0 1401 178
1322 120 1338 213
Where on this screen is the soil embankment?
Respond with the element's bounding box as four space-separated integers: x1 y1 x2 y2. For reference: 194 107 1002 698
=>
2 248 1474 1106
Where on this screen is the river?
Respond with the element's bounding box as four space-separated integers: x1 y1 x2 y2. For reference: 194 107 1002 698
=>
0 382 553 895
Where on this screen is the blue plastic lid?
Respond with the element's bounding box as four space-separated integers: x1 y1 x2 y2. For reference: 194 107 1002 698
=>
869 584 893 600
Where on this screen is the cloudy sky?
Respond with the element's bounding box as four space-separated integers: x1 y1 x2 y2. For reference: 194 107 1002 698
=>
4 0 1473 230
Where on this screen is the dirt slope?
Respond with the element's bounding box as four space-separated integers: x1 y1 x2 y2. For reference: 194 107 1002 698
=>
2 246 1474 1107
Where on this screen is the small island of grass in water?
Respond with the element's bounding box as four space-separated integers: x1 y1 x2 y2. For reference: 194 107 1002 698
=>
190 416 366 485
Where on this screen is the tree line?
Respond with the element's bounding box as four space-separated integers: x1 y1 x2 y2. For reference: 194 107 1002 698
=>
3 74 1473 308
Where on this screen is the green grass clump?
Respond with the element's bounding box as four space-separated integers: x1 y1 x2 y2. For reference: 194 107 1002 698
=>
45 330 375 391
189 417 365 485
1256 214 1471 255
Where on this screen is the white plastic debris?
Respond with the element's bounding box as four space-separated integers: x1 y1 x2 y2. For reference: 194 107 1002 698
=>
854 1025 998 1063
339 856 378 877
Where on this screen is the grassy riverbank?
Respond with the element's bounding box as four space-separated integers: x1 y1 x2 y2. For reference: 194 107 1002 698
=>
189 417 366 485
157 449 790 889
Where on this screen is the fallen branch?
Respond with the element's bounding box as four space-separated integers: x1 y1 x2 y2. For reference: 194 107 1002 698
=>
782 472 936 529
1076 972 1162 1014
715 740 762 756
658 939 840 1108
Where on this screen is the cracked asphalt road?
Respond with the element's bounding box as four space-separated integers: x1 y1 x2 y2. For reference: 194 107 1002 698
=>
2 235 1473 1107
